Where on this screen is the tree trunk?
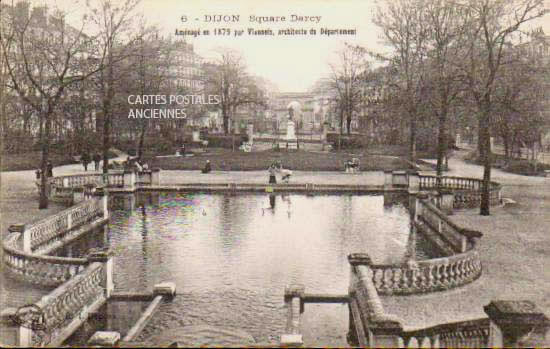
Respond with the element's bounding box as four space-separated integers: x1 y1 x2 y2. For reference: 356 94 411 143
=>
39 109 51 209
137 121 146 160
503 134 510 164
102 104 110 174
223 106 229 135
479 107 491 216
436 109 448 178
346 112 352 136
409 112 417 165
103 54 114 175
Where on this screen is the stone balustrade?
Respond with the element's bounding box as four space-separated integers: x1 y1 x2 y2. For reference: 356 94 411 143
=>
369 250 482 295
401 318 490 348
418 174 502 209
2 232 89 286
2 190 108 287
347 254 549 348
14 250 113 347
26 198 104 253
50 169 159 192
416 199 470 253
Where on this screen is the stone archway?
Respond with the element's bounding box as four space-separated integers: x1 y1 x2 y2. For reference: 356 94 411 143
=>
273 93 316 132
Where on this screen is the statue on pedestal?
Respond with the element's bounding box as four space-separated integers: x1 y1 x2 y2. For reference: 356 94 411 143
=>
286 107 296 141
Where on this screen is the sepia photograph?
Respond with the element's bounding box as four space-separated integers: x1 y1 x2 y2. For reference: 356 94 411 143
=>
0 0 549 347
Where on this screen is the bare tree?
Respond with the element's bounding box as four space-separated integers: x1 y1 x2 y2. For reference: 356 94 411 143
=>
373 0 430 164
203 49 265 135
493 37 547 165
0 2 102 208
460 0 547 215
329 44 369 136
132 29 176 160
422 0 472 178
86 0 142 173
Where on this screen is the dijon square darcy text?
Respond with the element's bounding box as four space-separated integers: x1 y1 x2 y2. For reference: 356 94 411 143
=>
185 14 323 24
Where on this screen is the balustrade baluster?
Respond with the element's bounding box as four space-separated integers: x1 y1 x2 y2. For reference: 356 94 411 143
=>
400 267 409 291
392 268 401 292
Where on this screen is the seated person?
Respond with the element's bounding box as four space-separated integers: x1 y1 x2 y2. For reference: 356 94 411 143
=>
201 160 211 174
345 158 360 172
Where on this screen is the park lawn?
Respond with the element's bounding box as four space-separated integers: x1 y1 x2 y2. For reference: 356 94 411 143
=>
0 150 120 172
0 151 77 172
149 149 409 171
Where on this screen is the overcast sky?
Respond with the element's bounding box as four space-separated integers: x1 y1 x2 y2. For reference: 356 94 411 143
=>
25 0 550 92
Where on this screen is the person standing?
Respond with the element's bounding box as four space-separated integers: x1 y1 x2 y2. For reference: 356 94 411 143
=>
47 161 53 177
268 163 277 184
93 153 101 171
81 152 91 171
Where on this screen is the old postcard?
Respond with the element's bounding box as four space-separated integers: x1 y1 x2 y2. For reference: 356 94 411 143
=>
1 0 549 347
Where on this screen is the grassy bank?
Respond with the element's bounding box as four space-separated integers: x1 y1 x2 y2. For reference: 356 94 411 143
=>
464 151 550 176
1 150 119 172
149 149 408 171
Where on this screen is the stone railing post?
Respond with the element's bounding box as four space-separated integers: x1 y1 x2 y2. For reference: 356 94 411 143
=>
0 307 32 347
383 170 393 190
88 331 120 347
93 187 109 219
484 300 550 348
408 171 420 194
348 253 404 348
87 250 114 298
151 168 161 186
438 190 455 215
63 177 69 188
123 170 136 189
414 194 428 222
281 284 305 347
9 224 29 253
73 188 85 204
153 282 177 299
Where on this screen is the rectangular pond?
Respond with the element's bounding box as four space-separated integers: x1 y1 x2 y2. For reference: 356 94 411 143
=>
100 192 436 346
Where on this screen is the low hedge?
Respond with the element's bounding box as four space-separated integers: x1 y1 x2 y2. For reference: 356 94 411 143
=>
205 134 248 148
326 133 367 149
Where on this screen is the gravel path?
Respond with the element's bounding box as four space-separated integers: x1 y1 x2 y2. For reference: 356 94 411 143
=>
385 151 550 332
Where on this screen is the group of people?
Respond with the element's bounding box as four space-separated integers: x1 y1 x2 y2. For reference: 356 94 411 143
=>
35 161 53 179
125 156 149 171
344 158 360 173
81 152 102 171
268 161 292 184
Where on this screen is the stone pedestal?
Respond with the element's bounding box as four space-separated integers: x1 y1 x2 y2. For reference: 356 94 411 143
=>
192 130 200 142
408 171 420 194
87 250 114 298
286 120 296 141
88 331 120 347
154 282 177 299
123 170 136 189
151 168 161 186
383 170 393 190
9 224 29 253
484 300 550 347
247 123 254 143
281 285 304 347
438 190 455 215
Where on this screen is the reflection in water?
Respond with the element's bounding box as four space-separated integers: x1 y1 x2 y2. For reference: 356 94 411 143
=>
106 193 421 345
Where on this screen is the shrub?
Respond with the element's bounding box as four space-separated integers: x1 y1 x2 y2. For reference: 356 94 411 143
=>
205 134 248 148
326 133 367 149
